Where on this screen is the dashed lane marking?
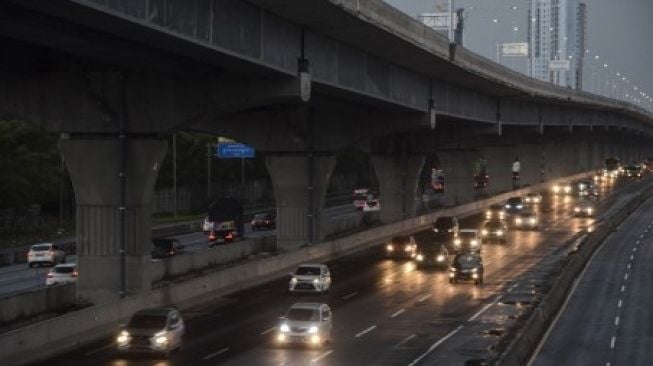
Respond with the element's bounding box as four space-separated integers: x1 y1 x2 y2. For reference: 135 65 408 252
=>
342 291 359 300
311 350 333 363
391 309 406 318
203 347 229 360
610 336 616 349
394 334 417 348
355 325 377 338
260 326 276 335
406 326 464 366
417 294 432 302
615 316 620 326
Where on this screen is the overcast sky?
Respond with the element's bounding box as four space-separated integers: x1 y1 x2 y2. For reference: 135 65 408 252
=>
384 0 653 106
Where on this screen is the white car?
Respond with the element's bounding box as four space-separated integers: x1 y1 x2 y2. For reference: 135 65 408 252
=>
117 307 184 357
523 192 542 204
46 263 78 286
574 200 596 217
202 217 214 234
453 229 481 253
276 303 332 347
289 264 332 293
27 243 66 268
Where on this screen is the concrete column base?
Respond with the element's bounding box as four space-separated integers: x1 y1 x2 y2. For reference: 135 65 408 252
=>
63 138 167 305
266 155 335 251
516 144 544 186
482 146 517 195
372 156 425 224
437 150 478 206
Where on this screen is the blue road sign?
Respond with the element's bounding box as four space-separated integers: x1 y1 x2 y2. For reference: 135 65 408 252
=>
217 143 255 158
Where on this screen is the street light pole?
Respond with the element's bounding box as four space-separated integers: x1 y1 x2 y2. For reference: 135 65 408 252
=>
172 133 177 218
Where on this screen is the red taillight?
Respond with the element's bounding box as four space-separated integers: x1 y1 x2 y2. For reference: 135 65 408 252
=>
265 220 271 224
71 271 78 277
169 250 175 256
208 232 216 241
47 272 53 278
226 232 233 240
251 221 256 225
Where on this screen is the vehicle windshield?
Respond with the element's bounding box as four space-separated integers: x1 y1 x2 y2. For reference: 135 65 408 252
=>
434 218 454 229
53 266 75 274
507 198 522 204
353 192 368 200
287 308 320 321
458 232 476 240
527 193 539 197
391 236 410 245
127 314 167 329
455 255 480 269
519 212 535 218
31 245 51 251
484 222 503 229
489 205 503 211
254 214 269 220
295 266 321 276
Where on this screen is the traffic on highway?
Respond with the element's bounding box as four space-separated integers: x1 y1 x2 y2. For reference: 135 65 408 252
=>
28 163 650 366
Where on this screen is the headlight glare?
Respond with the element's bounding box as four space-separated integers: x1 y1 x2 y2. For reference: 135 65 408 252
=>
280 324 290 332
309 326 318 334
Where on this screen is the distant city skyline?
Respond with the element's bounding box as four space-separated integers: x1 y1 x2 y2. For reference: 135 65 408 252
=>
385 0 653 105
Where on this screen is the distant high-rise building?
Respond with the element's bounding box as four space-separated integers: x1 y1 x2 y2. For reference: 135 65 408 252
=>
527 0 586 88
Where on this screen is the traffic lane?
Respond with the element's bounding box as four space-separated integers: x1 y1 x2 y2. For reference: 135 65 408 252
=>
0 255 78 297
531 198 653 366
28 178 625 365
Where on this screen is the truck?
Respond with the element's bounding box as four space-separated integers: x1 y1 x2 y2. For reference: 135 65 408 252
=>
206 197 244 246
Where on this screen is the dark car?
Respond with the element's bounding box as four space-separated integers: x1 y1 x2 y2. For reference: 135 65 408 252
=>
432 216 459 242
413 230 450 269
208 220 241 247
623 165 642 179
504 197 524 214
151 238 184 259
449 253 484 285
485 204 506 221
481 220 508 243
385 235 417 259
251 213 275 231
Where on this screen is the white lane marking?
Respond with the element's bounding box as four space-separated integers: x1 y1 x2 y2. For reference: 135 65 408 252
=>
260 326 277 335
342 291 359 300
417 294 432 302
394 334 416 348
468 300 497 322
203 347 229 360
636 240 641 245
407 325 463 366
391 309 406 318
311 350 333 363
607 362 611 366
630 254 634 260
640 234 645 239
618 299 623 308
355 325 377 338
610 336 616 349
627 263 631 270
633 247 637 252
84 343 114 356
624 273 628 281
615 316 620 326
621 285 626 292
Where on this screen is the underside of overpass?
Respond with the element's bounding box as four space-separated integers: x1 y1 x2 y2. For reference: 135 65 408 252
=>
1 0 652 304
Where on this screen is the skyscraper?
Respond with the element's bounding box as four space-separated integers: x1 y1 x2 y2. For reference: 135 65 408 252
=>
527 0 586 88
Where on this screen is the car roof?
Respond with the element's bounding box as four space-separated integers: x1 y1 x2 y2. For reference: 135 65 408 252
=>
526 192 540 196
489 204 504 209
133 307 176 317
507 196 522 201
32 243 54 247
518 211 536 216
297 263 325 268
459 229 478 233
484 220 504 226
53 263 76 268
290 302 327 310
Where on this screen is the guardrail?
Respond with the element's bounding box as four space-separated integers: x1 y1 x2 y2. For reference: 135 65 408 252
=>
491 177 653 366
0 171 592 366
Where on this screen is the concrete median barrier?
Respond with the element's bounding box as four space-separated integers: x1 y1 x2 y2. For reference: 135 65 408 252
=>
0 284 76 326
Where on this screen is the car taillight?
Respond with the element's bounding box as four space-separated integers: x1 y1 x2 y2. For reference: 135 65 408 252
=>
28 252 33 257
265 220 271 224
47 272 53 278
169 250 175 256
208 232 216 241
71 271 78 277
49 251 54 256
226 232 233 239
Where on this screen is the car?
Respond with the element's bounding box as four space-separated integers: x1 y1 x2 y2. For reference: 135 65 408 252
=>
251 213 276 230
414 241 450 269
481 220 508 243
151 238 185 259
523 192 542 205
289 264 332 294
623 165 642 179
385 235 417 259
353 188 370 210
46 263 78 286
513 211 539 230
202 216 214 234
574 199 596 217
552 182 572 195
116 307 184 357
208 220 241 247
485 204 506 221
27 243 66 268
505 197 525 214
276 303 332 347
362 197 381 212
432 216 459 242
453 229 481 253
449 253 484 286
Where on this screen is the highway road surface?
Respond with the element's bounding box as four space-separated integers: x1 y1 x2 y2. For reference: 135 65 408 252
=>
531 191 653 366
28 176 648 366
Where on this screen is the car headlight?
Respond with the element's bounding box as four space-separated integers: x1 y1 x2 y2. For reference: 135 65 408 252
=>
416 254 424 261
386 244 394 251
447 229 452 233
481 229 488 235
517 205 523 209
530 218 537 224
404 245 412 252
553 185 561 193
471 267 478 273
587 208 593 213
574 207 581 212
280 323 290 333
309 326 318 334
116 330 130 344
433 228 439 233
154 334 168 345
486 210 491 217
436 254 445 262
470 240 478 247
505 204 511 209
454 239 461 245
564 186 571 193
515 218 522 225
524 198 531 202
496 230 503 236
499 212 505 218
313 279 319 285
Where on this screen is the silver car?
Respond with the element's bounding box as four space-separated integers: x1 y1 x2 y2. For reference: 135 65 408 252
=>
289 264 332 294
116 307 184 357
27 243 66 267
276 303 332 347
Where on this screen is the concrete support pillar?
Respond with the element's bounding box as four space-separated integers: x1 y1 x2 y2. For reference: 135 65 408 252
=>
542 141 565 180
482 146 517 195
437 150 477 206
576 140 591 173
266 155 335 251
516 144 544 186
372 156 425 224
589 138 601 170
63 138 167 304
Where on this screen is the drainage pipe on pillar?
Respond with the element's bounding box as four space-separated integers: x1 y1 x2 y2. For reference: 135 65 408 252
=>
307 113 315 246
401 136 408 220
119 74 127 299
